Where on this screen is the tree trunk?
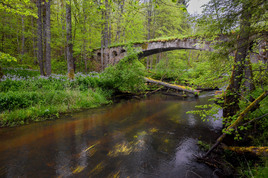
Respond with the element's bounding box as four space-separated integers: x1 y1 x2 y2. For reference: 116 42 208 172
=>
45 0 52 76
223 146 268 156
66 0 74 79
101 39 104 71
145 77 200 95
243 58 255 95
42 2 47 74
31 16 38 64
100 0 109 70
82 4 88 73
21 16 25 59
101 10 104 71
37 0 45 76
17 29 20 54
60 0 66 59
115 0 124 42
1 32 4 52
0 66 3 80
146 0 152 69
100 5 105 71
223 4 252 118
108 1 112 46
104 0 109 68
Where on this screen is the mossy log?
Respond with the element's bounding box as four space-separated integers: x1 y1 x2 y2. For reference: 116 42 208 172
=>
223 146 268 156
144 77 200 96
204 91 268 157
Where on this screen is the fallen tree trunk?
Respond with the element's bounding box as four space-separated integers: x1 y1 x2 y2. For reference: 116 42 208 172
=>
223 146 268 156
144 77 200 96
204 91 268 157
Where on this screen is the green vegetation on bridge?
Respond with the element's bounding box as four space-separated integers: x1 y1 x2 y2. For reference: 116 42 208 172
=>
93 33 226 50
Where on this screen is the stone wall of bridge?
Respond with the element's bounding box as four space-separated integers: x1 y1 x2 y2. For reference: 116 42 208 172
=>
90 36 267 71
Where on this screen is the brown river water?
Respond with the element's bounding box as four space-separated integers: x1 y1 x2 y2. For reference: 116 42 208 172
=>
0 92 222 177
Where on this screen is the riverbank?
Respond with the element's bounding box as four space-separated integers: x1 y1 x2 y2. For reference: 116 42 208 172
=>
198 137 268 177
0 69 112 127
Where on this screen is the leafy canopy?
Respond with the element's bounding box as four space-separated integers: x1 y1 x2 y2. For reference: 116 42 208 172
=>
0 0 37 17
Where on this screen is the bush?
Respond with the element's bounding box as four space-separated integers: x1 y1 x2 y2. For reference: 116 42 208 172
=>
100 46 147 93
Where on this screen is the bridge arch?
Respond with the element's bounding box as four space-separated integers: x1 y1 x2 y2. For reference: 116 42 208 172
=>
90 35 266 71
91 38 215 69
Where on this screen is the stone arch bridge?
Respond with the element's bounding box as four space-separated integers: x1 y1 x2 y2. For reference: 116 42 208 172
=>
90 35 267 70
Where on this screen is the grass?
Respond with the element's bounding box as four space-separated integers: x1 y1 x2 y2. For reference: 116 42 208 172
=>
0 69 112 127
0 89 110 127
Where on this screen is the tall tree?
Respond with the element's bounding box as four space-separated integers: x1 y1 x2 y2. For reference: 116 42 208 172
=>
146 0 153 69
37 0 45 75
66 0 74 79
45 0 51 76
201 0 268 118
224 7 251 117
21 16 25 58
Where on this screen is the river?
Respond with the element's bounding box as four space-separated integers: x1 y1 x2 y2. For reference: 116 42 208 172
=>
0 92 222 177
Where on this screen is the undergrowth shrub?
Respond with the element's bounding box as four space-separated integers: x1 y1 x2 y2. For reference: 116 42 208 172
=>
0 91 41 111
101 46 147 93
0 75 101 92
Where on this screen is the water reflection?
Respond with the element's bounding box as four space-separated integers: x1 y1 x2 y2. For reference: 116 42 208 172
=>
0 92 222 177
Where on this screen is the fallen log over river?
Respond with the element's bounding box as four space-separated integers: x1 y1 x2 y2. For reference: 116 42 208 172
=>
144 77 200 96
223 146 268 156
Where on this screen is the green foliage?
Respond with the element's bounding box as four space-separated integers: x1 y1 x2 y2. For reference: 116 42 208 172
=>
0 91 42 112
0 0 192 74
152 51 188 81
3 68 39 78
0 52 17 64
185 51 232 88
0 0 37 17
0 75 102 93
101 46 147 93
252 60 268 87
154 1 190 36
151 50 231 88
236 157 268 178
253 159 268 178
186 102 222 122
0 53 18 79
199 0 267 36
197 140 210 151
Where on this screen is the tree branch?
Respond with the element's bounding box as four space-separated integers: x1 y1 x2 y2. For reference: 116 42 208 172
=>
204 91 268 157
